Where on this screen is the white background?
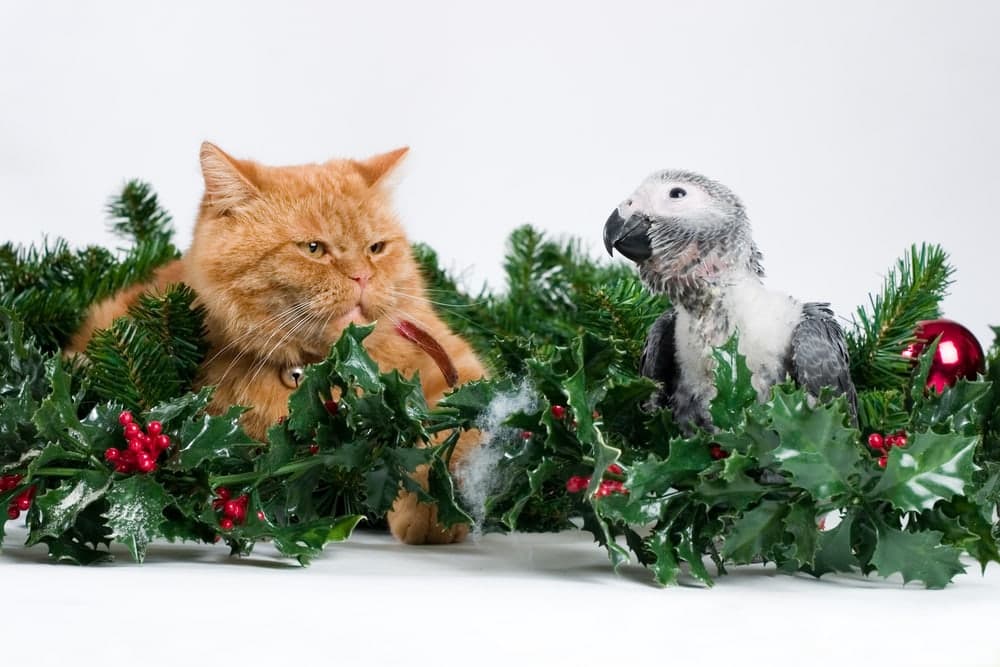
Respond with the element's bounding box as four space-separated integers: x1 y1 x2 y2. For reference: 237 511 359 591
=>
2 2 999 665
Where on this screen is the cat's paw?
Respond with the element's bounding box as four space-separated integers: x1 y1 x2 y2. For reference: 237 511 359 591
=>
387 491 469 545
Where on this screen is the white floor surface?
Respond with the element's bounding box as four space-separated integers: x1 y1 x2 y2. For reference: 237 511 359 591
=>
2 523 998 667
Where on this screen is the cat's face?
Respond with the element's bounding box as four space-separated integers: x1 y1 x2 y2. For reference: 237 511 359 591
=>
186 143 421 366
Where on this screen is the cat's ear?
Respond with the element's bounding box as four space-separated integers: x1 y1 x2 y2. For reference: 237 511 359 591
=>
353 147 409 187
200 142 259 213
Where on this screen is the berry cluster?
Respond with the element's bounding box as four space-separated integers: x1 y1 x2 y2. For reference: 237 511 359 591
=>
868 430 908 468
2 475 35 520
211 487 259 531
104 411 172 474
566 464 629 498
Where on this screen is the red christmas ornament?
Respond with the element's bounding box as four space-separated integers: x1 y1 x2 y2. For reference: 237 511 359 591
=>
902 319 985 393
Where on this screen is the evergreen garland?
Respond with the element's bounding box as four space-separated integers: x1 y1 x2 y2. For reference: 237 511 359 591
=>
0 180 997 589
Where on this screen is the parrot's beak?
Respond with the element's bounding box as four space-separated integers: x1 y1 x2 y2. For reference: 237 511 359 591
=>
603 210 652 262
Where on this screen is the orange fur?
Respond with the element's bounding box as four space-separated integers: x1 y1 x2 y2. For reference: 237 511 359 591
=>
66 142 486 544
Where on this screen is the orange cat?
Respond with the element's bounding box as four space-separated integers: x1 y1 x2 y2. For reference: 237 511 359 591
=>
66 142 486 544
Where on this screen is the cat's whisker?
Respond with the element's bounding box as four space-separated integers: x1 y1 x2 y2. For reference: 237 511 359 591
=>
240 310 322 404
383 287 484 310
204 299 314 366
214 301 316 389
384 289 503 340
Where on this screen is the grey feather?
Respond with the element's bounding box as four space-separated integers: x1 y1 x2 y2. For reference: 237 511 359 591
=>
789 303 859 424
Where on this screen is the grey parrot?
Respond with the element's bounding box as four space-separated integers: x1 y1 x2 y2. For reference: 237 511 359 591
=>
603 170 857 432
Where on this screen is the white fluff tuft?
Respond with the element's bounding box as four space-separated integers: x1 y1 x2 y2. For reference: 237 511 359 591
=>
455 381 539 535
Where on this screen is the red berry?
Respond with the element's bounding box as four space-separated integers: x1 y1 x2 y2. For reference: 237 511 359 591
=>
256 510 265 521
592 411 600 419
7 507 19 520
219 518 234 531
104 448 120 462
867 433 884 449
128 438 144 453
550 405 566 420
118 411 134 426
215 487 231 502
607 464 623 475
123 422 141 438
236 494 249 506
115 462 131 474
309 444 320 455
894 433 908 447
565 476 588 493
223 500 241 518
878 455 888 468
521 431 532 440
16 495 32 511
136 456 156 473
154 434 171 450
146 421 163 437
324 400 339 415
709 444 729 460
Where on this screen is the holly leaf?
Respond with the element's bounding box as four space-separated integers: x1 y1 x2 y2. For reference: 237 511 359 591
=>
677 529 714 587
872 430 978 512
32 357 90 454
501 456 560 530
145 387 214 431
625 437 713 497
783 499 820 568
427 455 473 528
769 385 862 501
710 333 757 431
270 515 364 565
646 530 680 586
104 475 170 562
694 469 768 511
809 511 859 577
172 406 257 470
913 378 991 436
40 535 114 565
870 522 966 589
721 500 788 564
30 471 111 543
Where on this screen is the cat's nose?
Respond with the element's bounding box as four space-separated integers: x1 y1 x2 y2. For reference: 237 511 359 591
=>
350 274 371 289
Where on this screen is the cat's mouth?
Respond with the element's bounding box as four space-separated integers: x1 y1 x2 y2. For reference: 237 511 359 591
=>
333 305 369 330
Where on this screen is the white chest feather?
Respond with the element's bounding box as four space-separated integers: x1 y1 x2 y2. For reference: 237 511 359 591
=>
674 279 803 403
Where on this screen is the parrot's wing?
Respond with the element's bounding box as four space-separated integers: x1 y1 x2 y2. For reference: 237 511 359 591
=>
640 309 679 410
789 302 858 424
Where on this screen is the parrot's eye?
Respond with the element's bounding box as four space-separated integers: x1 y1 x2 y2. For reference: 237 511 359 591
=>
669 187 687 199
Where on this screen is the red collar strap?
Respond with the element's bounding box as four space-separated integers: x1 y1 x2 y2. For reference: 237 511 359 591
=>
394 320 459 388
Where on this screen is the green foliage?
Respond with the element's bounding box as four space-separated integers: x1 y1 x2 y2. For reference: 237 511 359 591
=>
1 182 997 590
847 244 953 391
0 180 179 351
84 284 209 411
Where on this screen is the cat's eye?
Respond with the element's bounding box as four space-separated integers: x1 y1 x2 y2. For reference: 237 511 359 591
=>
303 241 326 257
369 241 386 254
669 187 687 199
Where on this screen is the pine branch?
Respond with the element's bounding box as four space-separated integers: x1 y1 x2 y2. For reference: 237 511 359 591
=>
846 244 953 391
106 180 174 244
0 183 180 351
84 285 208 411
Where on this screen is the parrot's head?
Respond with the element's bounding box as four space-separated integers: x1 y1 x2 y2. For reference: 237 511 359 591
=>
603 170 764 295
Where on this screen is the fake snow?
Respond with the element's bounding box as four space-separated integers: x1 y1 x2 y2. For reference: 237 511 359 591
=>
48 479 106 529
455 381 538 535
